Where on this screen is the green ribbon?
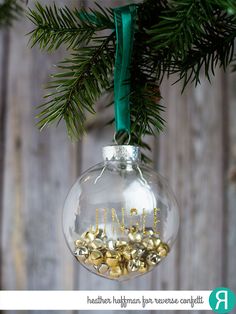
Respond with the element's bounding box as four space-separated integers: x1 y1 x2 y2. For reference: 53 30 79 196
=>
113 5 137 134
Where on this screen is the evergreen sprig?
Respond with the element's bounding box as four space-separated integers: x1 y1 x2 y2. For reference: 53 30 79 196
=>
27 2 114 51
27 0 236 160
0 0 23 27
37 34 115 138
148 0 236 88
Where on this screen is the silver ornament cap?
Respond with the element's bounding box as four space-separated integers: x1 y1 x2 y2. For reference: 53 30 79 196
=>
102 145 140 162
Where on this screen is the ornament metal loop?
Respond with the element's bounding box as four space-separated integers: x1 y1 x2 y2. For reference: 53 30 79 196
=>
113 131 131 145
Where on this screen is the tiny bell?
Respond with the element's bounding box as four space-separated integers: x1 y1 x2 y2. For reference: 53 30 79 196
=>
157 243 169 257
82 231 96 242
116 240 127 248
146 252 161 266
109 266 122 278
128 231 142 243
89 250 104 266
107 240 117 251
97 263 109 274
144 228 155 237
127 259 141 272
139 261 149 273
74 238 85 247
89 239 104 250
74 247 89 261
106 251 121 267
122 247 132 260
142 238 155 250
131 246 145 259
153 238 162 248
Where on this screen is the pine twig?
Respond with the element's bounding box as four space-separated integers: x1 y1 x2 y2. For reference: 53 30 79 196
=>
37 33 115 139
148 0 236 90
27 1 114 51
27 0 236 161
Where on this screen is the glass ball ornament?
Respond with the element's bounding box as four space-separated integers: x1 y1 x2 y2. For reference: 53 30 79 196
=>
63 145 180 281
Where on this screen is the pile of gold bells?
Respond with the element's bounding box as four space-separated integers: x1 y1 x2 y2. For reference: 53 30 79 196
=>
74 228 169 280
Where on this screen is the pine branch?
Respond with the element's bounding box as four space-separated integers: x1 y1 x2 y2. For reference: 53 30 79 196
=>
213 0 236 14
149 0 210 56
130 82 165 141
27 2 114 51
175 26 235 90
27 0 236 161
0 0 23 27
29 1 167 148
148 0 236 89
37 33 115 139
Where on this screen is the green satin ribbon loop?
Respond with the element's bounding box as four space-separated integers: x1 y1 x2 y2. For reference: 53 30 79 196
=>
113 4 137 134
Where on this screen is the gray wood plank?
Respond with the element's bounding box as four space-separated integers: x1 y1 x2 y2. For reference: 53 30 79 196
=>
1 2 76 313
226 71 236 292
155 72 224 314
184 71 223 290
0 28 10 290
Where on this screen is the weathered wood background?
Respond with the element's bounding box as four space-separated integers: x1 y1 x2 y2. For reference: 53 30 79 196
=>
0 1 236 314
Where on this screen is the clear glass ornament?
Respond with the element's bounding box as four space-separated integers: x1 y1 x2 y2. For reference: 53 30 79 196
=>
63 145 180 281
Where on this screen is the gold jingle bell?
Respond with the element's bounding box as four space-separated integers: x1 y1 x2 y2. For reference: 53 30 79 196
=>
110 266 122 278
89 250 104 266
146 252 161 266
142 237 155 250
106 251 121 267
89 239 104 250
127 259 141 272
139 261 149 273
97 263 109 274
74 247 89 261
157 243 169 257
128 231 142 243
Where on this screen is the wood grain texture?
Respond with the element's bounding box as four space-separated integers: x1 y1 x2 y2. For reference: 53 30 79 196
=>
0 1 236 314
154 72 225 314
225 71 236 292
0 1 77 314
0 28 10 290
